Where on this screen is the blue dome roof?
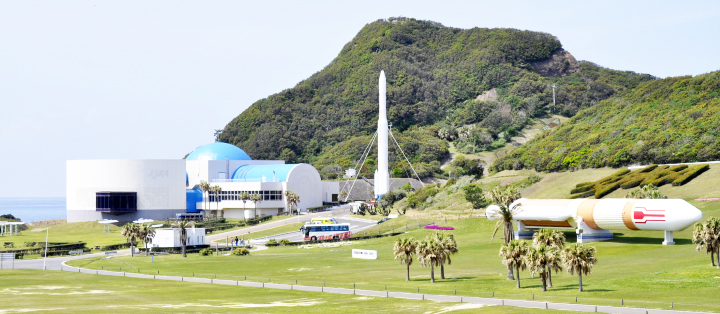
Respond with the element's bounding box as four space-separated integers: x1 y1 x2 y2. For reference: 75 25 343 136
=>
186 143 252 161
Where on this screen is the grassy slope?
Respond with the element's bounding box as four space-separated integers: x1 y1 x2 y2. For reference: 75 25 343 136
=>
6 221 126 248
0 270 573 314
69 201 720 312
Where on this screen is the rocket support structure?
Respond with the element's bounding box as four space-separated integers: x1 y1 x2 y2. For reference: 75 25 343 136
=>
374 71 390 199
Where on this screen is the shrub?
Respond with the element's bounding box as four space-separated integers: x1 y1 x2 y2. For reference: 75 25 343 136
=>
672 164 710 186
595 182 621 199
575 182 595 188
266 239 277 245
199 248 213 256
4 242 14 248
279 239 291 245
399 183 413 192
232 248 250 256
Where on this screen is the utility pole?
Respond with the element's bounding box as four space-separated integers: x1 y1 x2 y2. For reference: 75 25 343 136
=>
552 83 555 113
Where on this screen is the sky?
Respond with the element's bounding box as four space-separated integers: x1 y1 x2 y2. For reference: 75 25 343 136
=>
1 1 719 197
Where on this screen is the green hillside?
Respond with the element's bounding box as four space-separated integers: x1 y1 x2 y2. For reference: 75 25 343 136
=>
493 71 720 172
218 17 653 177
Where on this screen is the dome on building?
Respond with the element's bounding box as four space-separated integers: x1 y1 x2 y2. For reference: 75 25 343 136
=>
186 143 252 161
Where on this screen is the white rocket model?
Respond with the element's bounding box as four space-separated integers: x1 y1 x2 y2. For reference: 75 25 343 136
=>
486 198 702 245
374 71 390 199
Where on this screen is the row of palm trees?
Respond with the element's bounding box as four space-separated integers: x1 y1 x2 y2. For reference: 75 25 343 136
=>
200 181 270 220
120 222 156 257
121 220 196 258
393 231 458 283
693 217 720 268
500 230 597 292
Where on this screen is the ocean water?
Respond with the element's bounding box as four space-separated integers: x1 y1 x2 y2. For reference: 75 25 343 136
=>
0 197 66 223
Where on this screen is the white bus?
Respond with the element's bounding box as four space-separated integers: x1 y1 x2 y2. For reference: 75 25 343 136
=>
303 223 351 241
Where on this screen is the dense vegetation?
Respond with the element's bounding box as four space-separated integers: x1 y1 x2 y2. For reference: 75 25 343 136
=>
219 17 652 177
494 71 720 172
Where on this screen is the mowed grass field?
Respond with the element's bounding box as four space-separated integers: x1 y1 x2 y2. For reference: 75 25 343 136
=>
69 201 720 312
0 270 574 314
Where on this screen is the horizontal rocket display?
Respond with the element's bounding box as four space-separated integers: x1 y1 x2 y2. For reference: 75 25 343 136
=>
486 198 703 244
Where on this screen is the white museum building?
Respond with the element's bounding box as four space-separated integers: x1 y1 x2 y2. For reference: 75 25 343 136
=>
66 143 339 222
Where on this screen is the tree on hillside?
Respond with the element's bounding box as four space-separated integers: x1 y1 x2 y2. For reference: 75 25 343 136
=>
200 181 210 217
692 217 720 268
394 237 418 281
416 236 441 283
486 185 522 280
121 223 140 257
533 229 565 287
625 184 667 199
561 243 597 292
449 156 484 179
499 240 528 289
139 224 156 256
463 184 488 209
172 220 195 258
434 232 459 279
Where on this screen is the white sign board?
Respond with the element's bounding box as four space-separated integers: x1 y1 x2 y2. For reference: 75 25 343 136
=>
352 249 377 259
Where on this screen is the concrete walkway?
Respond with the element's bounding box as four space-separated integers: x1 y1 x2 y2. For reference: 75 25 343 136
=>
9 255 714 314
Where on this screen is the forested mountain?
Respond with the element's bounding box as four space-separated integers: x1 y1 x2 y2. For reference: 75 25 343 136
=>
218 17 653 177
493 71 720 172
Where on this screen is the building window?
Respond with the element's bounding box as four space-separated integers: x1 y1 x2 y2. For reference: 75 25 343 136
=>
96 192 137 213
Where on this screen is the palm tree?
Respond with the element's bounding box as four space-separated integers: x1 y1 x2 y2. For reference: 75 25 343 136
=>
121 223 140 257
693 217 720 268
486 185 522 280
199 181 210 217
139 224 156 256
416 237 441 283
561 243 597 292
434 232 459 279
172 220 195 258
499 240 528 288
526 243 559 292
533 229 565 287
249 193 262 219
393 237 417 281
285 190 300 215
239 192 250 220
212 185 222 219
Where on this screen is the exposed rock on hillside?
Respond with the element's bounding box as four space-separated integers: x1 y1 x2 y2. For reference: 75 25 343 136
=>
531 49 581 77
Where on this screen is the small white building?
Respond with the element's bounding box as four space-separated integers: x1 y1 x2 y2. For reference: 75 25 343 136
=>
149 228 206 248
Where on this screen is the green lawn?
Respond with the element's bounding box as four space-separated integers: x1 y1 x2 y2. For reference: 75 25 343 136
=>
207 215 295 235
69 201 720 312
4 221 127 249
0 270 574 314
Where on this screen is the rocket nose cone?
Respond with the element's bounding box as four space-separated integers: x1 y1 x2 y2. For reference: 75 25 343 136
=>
671 201 703 231
380 70 385 78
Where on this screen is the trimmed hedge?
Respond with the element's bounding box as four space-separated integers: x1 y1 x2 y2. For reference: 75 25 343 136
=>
595 182 621 199
247 215 273 225
570 184 595 194
669 164 689 172
100 243 132 251
673 164 710 186
640 164 658 173
139 244 210 254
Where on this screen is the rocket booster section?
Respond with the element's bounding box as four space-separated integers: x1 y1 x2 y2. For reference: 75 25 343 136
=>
374 71 390 198
486 198 702 232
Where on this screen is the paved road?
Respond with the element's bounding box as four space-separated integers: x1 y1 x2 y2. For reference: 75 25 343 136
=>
207 208 352 243
248 215 378 243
